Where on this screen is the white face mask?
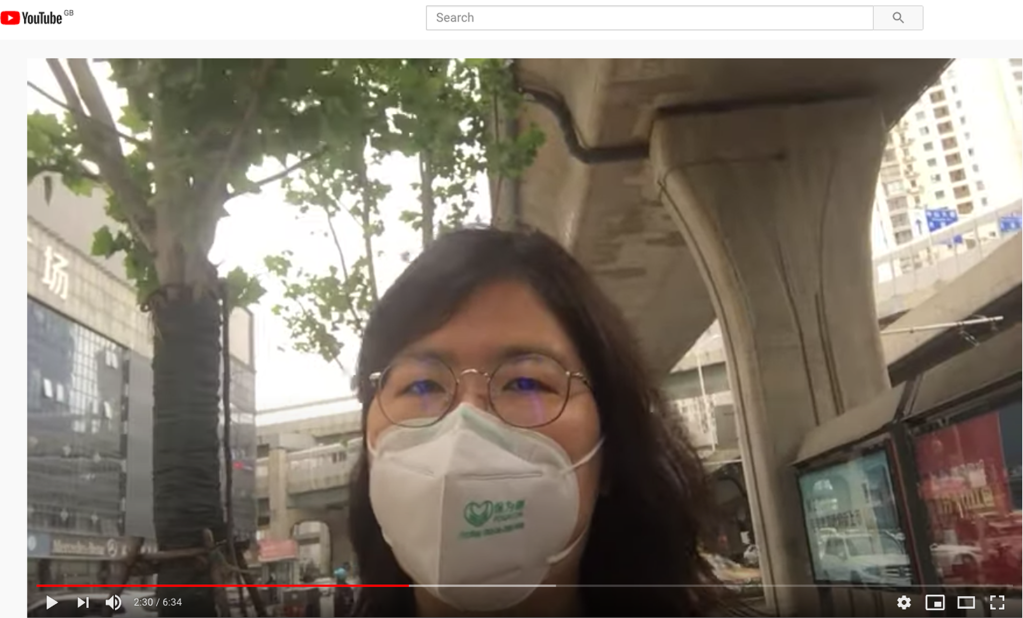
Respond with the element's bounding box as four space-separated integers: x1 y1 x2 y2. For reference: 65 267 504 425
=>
368 403 602 612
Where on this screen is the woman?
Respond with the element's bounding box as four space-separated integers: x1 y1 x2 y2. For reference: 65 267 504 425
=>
348 227 721 616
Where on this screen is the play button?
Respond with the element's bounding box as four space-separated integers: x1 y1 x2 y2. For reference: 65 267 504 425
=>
45 596 57 609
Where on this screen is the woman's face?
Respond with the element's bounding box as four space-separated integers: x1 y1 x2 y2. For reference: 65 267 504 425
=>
365 280 603 577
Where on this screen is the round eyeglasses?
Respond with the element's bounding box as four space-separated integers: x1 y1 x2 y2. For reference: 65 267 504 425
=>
368 353 591 429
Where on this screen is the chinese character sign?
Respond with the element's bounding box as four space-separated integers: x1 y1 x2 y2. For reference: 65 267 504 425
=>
925 208 963 245
41 245 70 300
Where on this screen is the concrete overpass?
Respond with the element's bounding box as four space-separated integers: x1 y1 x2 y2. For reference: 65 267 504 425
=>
254 398 362 570
489 59 950 615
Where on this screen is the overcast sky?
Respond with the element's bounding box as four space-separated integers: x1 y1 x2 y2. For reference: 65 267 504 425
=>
26 60 490 410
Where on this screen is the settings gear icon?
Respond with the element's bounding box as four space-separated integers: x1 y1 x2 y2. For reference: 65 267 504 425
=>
897 595 912 610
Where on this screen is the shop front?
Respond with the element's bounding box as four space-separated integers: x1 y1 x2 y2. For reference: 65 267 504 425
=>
28 531 157 599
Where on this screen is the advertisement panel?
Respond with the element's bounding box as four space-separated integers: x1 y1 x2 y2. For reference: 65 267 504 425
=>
914 403 1022 587
798 450 911 587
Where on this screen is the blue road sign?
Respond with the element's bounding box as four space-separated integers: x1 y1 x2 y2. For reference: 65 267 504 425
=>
999 213 1022 234
925 208 962 244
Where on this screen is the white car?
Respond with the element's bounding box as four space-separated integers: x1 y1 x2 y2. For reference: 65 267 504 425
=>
819 532 912 587
930 543 984 578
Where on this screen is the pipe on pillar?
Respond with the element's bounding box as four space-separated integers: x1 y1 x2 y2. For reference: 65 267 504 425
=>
649 98 891 616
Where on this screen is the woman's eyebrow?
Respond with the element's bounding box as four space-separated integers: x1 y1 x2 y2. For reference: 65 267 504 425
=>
396 344 576 370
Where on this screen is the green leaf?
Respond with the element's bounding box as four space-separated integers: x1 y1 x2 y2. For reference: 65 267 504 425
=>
91 226 117 257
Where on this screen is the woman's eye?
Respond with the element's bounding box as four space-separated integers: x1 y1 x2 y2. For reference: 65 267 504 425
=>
503 377 551 393
399 380 444 396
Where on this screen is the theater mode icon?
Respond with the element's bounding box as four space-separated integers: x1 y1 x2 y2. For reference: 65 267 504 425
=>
958 596 976 609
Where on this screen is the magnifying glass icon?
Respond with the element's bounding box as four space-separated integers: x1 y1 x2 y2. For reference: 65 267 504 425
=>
892 11 904 23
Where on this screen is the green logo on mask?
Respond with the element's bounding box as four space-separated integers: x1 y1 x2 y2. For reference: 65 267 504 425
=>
463 500 494 527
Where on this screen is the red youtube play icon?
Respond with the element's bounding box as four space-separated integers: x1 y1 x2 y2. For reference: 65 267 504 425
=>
1 11 20 25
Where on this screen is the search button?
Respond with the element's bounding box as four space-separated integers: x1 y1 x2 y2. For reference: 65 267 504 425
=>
873 5 923 30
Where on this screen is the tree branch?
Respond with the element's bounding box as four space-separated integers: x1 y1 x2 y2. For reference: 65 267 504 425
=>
322 208 364 333
27 83 147 150
206 59 276 207
228 148 328 199
294 297 351 378
44 60 154 248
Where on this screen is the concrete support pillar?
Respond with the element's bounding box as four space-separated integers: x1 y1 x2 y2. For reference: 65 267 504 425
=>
268 448 291 540
650 99 891 615
326 511 353 572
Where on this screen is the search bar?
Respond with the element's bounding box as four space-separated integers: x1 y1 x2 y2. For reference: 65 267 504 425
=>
426 5 924 31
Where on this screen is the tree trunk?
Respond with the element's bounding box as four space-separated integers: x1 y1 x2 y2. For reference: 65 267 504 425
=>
151 286 225 617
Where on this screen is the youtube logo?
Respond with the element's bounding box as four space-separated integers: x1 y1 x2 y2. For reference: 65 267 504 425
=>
1 11 20 25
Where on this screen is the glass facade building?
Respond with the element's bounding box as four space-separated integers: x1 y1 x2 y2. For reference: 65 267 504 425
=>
27 184 258 601
27 298 127 539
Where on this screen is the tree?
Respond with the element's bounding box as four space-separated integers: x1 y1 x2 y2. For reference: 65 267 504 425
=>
27 59 363 616
264 59 544 367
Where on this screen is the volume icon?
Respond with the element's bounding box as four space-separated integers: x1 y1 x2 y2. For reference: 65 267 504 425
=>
106 595 122 610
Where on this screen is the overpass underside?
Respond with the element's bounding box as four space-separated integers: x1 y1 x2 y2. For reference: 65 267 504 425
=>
492 59 949 615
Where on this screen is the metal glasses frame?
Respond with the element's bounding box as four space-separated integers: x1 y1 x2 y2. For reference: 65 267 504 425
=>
367 355 592 428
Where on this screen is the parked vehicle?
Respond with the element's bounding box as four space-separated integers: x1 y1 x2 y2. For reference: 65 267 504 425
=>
818 531 911 586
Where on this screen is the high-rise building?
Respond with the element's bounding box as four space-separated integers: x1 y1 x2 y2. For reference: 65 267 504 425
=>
27 179 257 599
871 58 1023 260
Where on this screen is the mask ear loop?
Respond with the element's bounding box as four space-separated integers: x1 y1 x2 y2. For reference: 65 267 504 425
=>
547 437 604 565
566 437 603 473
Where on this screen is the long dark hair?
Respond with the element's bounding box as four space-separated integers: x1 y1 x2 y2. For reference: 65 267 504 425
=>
349 227 721 616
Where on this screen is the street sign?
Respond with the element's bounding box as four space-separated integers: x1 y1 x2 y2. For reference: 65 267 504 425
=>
999 213 1022 234
925 208 962 244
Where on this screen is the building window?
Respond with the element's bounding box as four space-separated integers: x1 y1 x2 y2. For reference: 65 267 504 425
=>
960 116 968 125
941 137 958 151
946 153 963 166
935 190 946 199
957 201 974 215
919 126 930 136
933 106 950 119
953 185 971 200
936 121 954 134
882 149 897 163
927 158 938 167
966 148 974 157
923 142 934 152
884 180 905 196
929 90 946 103
915 110 927 120
949 169 966 183
972 163 981 172
955 101 963 109
912 397 1021 588
895 230 913 244
963 132 971 141
1011 59 1022 67
976 181 985 191
981 197 988 206
27 298 128 538
890 213 910 228
950 84 959 93
929 173 942 183
887 196 909 211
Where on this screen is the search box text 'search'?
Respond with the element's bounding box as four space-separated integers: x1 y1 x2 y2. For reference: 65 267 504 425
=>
426 5 925 31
